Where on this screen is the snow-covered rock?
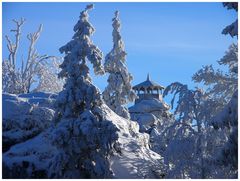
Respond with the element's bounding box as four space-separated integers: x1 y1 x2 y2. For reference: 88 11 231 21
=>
3 95 165 178
96 104 165 178
3 131 58 178
3 93 56 152
131 113 158 132
129 98 174 157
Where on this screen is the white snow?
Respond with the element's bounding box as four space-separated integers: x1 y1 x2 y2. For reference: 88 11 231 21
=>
129 98 173 133
3 96 164 178
3 93 56 152
95 104 165 178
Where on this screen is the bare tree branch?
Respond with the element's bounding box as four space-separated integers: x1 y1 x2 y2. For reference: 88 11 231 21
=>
3 18 62 94
5 18 25 68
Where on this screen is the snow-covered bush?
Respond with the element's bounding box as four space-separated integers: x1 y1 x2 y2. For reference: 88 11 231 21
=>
162 82 225 178
33 59 64 93
162 122 198 178
211 90 238 178
51 4 119 178
2 18 63 94
103 11 137 119
2 60 22 94
129 98 173 135
161 41 238 178
192 43 237 178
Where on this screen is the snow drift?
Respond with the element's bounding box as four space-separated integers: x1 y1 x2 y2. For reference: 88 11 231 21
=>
3 93 165 179
3 92 56 152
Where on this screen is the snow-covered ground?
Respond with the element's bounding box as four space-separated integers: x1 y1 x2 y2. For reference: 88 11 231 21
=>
3 92 165 178
3 92 56 152
98 104 165 178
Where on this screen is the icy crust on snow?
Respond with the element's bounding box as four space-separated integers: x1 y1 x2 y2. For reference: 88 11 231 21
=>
3 100 164 179
18 92 57 107
3 93 56 152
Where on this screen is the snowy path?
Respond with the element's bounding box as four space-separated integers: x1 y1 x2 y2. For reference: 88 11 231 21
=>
111 140 161 179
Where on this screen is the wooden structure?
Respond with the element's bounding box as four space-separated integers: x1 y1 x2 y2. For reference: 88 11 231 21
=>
133 74 164 104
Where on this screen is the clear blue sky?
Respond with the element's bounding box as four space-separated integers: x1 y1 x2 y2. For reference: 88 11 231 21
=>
2 2 237 105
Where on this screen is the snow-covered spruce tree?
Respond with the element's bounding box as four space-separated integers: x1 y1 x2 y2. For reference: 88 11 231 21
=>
2 18 63 94
49 5 119 178
103 11 137 119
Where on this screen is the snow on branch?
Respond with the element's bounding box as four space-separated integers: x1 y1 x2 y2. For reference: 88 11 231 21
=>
51 5 120 178
5 18 25 67
103 11 136 119
192 43 237 103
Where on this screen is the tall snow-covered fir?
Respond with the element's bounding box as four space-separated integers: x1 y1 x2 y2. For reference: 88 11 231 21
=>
51 5 119 178
56 4 105 120
103 11 137 119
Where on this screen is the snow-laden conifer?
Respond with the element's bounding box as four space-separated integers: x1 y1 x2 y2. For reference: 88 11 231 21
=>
56 4 105 120
50 5 118 178
103 11 136 119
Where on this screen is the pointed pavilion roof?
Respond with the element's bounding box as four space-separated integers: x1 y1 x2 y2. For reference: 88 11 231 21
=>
133 73 164 91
